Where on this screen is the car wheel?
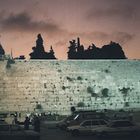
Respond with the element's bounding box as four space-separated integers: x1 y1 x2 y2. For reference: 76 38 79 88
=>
100 132 108 138
72 130 79 136
131 131 138 137
61 125 67 130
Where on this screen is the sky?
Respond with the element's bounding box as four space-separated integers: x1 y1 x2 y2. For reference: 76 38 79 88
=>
0 0 140 59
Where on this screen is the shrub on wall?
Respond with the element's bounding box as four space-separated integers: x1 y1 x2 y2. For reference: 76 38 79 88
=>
104 69 110 73
6 58 15 69
124 102 129 107
119 87 130 96
87 86 93 93
102 88 109 97
87 86 98 97
36 104 42 110
66 76 73 82
77 76 83 80
77 102 85 107
62 86 66 90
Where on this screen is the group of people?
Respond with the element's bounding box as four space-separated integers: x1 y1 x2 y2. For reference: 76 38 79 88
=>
24 115 40 132
13 113 40 132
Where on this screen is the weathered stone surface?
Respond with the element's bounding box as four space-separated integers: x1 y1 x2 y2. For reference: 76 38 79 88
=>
0 60 140 115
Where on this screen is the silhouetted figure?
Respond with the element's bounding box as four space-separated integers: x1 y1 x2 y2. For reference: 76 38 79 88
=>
24 116 30 130
29 34 56 59
67 37 127 59
33 116 40 132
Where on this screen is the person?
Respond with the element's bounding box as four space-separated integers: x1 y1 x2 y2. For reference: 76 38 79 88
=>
24 116 30 130
12 115 18 124
34 116 40 132
14 116 18 124
128 110 133 121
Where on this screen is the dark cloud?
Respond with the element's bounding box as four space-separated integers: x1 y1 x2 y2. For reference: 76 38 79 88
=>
88 7 135 20
72 31 134 44
54 31 134 48
87 0 139 20
0 12 65 35
111 32 135 45
55 40 67 47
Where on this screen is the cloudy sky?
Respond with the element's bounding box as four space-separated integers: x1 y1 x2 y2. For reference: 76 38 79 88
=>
0 0 140 59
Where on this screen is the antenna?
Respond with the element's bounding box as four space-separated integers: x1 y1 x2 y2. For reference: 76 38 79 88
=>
11 48 13 59
0 35 1 44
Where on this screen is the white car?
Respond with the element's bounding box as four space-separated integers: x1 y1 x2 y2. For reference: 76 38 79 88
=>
67 119 107 136
92 120 140 137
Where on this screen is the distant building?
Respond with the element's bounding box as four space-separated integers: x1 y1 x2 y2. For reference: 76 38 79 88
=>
14 55 26 60
29 34 56 59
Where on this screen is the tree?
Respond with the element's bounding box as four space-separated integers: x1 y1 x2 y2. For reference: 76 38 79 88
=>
29 34 56 59
67 38 127 59
0 44 5 55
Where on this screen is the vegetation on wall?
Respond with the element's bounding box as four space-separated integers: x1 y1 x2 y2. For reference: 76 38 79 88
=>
119 87 131 96
66 76 73 82
87 86 98 97
101 88 109 97
77 102 85 107
36 103 42 110
77 76 83 80
6 58 15 69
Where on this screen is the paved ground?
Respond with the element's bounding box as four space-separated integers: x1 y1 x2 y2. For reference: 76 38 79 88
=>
40 121 140 140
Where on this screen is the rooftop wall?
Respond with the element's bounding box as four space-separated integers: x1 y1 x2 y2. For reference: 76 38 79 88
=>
0 60 140 115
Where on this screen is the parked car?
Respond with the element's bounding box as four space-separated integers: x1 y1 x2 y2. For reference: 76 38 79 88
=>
57 111 108 130
56 115 77 130
0 124 40 140
107 111 132 121
67 119 107 136
92 120 140 137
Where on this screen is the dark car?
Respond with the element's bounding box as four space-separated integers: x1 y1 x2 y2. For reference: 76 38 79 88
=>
57 111 108 130
0 124 40 140
56 115 76 129
68 111 107 126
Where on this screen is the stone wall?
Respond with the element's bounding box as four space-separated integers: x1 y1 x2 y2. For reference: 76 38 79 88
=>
0 60 140 115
